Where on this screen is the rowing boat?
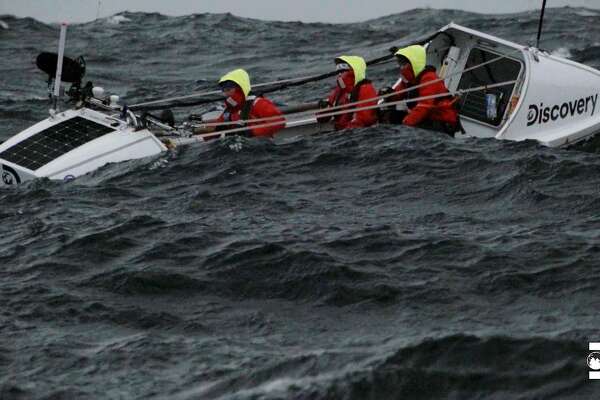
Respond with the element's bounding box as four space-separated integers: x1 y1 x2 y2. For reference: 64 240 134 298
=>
2 21 600 186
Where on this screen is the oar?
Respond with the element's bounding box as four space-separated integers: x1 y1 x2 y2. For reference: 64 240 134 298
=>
130 60 386 112
129 75 319 110
130 30 440 112
171 78 517 143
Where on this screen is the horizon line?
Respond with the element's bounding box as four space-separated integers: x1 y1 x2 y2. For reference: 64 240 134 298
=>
1 5 598 25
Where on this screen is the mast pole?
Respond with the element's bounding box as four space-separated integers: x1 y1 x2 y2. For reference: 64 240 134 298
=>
52 22 68 112
536 0 547 49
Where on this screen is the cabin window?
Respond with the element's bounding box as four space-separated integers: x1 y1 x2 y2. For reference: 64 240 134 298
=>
0 116 114 171
457 47 522 126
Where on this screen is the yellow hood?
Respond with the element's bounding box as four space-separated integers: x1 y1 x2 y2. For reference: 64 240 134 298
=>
336 55 367 84
395 45 427 77
218 68 251 97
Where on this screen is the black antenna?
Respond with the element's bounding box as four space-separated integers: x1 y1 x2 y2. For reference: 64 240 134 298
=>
536 0 547 48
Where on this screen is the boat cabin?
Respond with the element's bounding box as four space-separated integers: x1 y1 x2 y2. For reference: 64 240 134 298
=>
428 23 600 147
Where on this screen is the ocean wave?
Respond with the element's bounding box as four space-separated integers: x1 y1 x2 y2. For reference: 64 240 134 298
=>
551 47 572 58
3 7 600 400
316 335 587 400
172 334 588 400
105 14 132 25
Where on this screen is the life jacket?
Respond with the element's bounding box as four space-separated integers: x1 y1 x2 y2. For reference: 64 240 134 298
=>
350 79 372 102
221 95 255 122
337 79 378 130
217 69 284 137
224 94 284 137
403 66 459 128
240 96 255 121
330 79 370 105
406 66 454 109
218 95 258 137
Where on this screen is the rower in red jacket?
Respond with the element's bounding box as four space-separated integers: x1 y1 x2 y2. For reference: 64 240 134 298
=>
380 45 461 135
318 56 378 131
196 69 285 137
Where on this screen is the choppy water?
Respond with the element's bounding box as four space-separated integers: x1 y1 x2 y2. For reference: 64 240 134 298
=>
2 7 600 399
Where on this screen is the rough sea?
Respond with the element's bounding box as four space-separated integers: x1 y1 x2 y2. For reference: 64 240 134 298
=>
2 7 600 399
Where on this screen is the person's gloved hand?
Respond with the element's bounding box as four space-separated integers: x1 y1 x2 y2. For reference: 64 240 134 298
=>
318 99 330 109
378 86 393 96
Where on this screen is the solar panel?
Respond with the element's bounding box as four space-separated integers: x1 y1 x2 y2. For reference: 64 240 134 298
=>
0 116 114 171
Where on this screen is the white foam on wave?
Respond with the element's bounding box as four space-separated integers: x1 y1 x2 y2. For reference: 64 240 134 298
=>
0 89 46 101
551 47 572 59
0 20 9 30
106 15 131 25
576 9 600 17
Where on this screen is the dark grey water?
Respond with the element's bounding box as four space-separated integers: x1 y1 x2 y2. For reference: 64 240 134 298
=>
1 7 600 399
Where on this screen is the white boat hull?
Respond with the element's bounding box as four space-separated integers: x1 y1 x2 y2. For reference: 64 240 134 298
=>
0 108 166 186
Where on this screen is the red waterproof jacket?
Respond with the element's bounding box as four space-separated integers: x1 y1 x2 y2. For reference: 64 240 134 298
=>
323 80 379 131
392 66 458 127
217 96 285 137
